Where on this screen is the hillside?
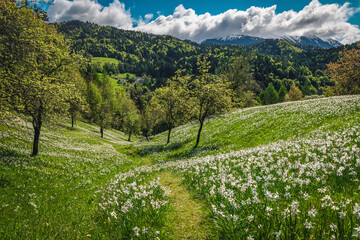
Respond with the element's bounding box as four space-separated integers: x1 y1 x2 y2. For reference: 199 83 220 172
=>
55 20 206 78
55 21 350 95
135 95 360 161
0 120 139 238
1 96 360 238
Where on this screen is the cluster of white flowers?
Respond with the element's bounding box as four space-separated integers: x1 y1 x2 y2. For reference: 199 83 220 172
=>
107 115 360 238
100 169 170 238
146 122 360 239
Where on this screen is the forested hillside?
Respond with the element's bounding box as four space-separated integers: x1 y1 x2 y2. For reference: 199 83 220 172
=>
56 20 209 79
55 20 355 96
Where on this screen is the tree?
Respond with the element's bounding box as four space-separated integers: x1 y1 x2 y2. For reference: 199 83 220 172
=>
301 78 313 96
191 56 232 149
221 56 259 107
141 98 162 141
86 82 102 128
65 70 87 128
112 87 127 130
16 0 51 21
326 45 360 95
155 71 190 144
261 83 278 105
284 83 304 101
278 84 287 102
0 0 80 156
121 97 141 141
97 76 115 138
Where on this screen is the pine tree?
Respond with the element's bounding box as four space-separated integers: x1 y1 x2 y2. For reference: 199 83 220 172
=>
261 83 279 105
301 79 312 96
278 84 287 102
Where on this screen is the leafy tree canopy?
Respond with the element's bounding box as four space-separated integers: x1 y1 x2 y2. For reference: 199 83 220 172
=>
0 0 82 156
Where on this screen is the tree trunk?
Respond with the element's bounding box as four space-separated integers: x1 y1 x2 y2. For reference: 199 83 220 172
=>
71 115 74 128
194 120 204 149
128 129 132 141
145 134 149 142
100 126 104 138
31 111 42 157
32 126 41 156
167 127 172 144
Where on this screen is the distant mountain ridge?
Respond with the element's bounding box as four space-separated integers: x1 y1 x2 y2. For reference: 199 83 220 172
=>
202 35 343 48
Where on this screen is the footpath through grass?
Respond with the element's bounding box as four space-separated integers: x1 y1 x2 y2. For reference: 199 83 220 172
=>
159 171 216 239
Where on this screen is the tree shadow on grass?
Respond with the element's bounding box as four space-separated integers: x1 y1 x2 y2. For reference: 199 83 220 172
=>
0 146 29 162
138 138 193 157
166 144 221 161
0 176 11 188
0 146 52 170
56 123 76 131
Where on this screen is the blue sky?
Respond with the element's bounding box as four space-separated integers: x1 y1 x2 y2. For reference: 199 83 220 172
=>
48 0 360 43
99 0 360 26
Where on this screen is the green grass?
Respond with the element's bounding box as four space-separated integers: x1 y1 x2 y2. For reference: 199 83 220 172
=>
115 73 137 79
0 120 137 239
159 171 216 239
92 57 138 88
135 95 360 162
131 95 360 239
92 57 119 65
96 73 124 89
1 95 360 239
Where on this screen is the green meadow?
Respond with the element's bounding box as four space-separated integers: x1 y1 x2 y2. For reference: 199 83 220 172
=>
1 95 360 239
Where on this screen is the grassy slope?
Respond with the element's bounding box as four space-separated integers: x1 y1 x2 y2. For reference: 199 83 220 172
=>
1 95 360 239
92 57 119 65
93 56 137 88
135 95 360 162
115 73 137 79
0 120 137 239
96 73 122 89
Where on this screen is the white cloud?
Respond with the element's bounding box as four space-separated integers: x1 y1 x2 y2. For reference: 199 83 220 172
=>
145 13 154 21
48 0 360 44
136 0 360 44
48 0 133 29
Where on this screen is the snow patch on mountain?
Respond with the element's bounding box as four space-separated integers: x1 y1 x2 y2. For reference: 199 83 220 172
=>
202 35 343 48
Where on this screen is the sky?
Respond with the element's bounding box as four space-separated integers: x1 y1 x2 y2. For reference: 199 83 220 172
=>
47 0 360 44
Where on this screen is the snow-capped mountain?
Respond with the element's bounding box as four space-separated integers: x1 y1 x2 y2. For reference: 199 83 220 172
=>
281 35 342 48
202 35 342 48
202 35 264 46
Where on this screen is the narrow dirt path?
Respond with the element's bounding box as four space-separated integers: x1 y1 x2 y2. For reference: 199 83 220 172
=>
159 171 216 240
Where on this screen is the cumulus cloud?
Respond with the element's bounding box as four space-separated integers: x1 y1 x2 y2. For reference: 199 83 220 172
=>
48 0 133 29
48 0 360 44
137 0 360 44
